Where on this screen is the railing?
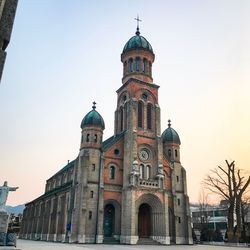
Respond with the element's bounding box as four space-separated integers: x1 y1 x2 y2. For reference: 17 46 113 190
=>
138 179 159 188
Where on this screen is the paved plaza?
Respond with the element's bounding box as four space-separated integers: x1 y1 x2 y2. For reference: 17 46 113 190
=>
2 239 248 250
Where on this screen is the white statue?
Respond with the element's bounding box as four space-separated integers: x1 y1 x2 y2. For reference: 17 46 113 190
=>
0 181 18 212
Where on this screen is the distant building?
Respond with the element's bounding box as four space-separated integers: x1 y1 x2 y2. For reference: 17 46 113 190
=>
191 203 228 240
20 26 193 245
0 0 18 82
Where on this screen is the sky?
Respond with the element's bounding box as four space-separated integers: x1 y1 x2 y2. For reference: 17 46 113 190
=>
0 0 250 206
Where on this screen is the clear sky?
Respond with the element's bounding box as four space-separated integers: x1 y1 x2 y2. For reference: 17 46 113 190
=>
1 0 250 206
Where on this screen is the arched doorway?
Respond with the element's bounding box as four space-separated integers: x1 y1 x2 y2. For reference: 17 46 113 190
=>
138 203 151 238
103 204 115 237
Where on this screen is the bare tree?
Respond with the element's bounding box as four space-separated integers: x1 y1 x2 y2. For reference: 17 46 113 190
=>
198 190 210 226
203 160 250 242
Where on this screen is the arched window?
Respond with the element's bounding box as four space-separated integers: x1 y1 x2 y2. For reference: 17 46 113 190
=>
90 191 94 198
94 134 97 143
146 165 151 180
175 149 178 157
123 94 127 102
129 58 133 72
120 107 123 132
89 211 92 220
63 173 67 184
142 93 148 101
124 61 127 75
124 103 127 130
136 57 140 72
86 134 90 142
142 58 147 73
168 149 172 157
138 101 143 128
139 164 144 179
149 62 152 76
147 103 152 130
109 166 115 180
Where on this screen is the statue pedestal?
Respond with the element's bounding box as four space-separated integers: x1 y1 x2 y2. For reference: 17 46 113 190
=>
0 211 9 233
0 211 9 246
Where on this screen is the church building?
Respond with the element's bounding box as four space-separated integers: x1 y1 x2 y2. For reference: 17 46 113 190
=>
20 25 193 245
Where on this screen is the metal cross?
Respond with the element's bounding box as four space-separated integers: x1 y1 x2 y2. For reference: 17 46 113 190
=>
134 15 142 30
92 101 96 109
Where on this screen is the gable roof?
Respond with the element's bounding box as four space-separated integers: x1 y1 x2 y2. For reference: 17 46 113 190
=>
103 131 125 151
47 159 76 181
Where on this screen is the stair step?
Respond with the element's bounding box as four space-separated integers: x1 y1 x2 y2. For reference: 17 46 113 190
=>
103 237 119 244
137 237 160 245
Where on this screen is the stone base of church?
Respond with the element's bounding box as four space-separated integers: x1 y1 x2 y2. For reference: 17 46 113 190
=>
152 236 170 245
84 236 96 243
188 237 194 244
0 211 9 233
52 233 66 242
69 234 97 243
48 234 57 241
21 233 68 243
175 236 193 244
96 235 103 243
120 235 138 244
76 234 85 243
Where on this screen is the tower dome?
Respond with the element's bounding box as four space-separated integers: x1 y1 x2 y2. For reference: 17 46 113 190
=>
81 102 105 130
123 28 153 53
162 120 181 145
121 25 155 84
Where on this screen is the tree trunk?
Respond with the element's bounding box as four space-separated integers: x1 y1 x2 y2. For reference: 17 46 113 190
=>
241 201 246 243
235 196 241 242
227 200 235 242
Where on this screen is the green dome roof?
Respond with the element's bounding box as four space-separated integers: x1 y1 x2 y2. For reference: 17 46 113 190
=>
81 103 105 130
123 28 153 53
162 120 181 145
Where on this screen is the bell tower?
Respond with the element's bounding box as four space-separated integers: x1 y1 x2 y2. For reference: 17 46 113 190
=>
117 23 168 244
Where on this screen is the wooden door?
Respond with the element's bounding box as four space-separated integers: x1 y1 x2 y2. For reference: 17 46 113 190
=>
138 204 151 237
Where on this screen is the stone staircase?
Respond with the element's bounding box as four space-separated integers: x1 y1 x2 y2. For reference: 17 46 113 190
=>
137 237 160 245
103 237 120 244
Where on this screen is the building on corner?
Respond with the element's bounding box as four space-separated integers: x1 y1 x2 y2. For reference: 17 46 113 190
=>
20 25 193 245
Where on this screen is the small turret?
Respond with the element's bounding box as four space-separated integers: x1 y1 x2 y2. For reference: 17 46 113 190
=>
162 120 181 163
80 102 105 150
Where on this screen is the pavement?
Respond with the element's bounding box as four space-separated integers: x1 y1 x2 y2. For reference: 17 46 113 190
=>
2 239 249 250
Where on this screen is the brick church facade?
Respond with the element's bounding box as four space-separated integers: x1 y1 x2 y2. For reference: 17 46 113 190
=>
20 26 193 245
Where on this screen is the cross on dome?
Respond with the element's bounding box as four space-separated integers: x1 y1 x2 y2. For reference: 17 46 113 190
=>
134 14 142 35
92 101 96 110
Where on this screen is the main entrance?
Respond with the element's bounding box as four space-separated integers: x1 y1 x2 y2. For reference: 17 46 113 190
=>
138 203 151 238
103 204 115 237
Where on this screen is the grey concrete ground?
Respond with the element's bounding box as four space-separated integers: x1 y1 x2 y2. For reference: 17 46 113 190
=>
3 239 247 250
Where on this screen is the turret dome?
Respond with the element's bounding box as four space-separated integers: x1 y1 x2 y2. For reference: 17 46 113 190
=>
162 120 181 145
123 28 153 53
81 102 105 130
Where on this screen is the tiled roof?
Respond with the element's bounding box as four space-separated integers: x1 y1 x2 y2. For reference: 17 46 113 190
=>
103 131 125 151
47 159 76 181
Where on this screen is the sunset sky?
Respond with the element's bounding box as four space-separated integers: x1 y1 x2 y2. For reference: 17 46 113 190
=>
1 0 250 206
